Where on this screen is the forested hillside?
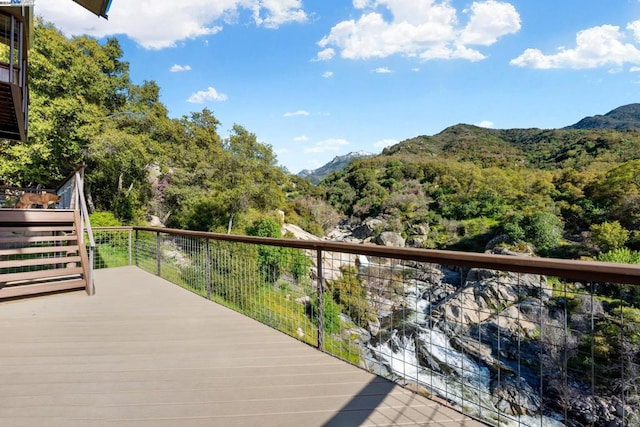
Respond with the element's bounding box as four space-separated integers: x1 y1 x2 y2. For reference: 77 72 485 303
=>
319 124 640 260
567 103 640 130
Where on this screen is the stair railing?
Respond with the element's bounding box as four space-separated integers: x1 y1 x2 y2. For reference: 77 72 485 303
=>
57 164 95 295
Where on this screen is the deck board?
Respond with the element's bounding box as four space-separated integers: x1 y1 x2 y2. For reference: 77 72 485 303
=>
0 266 484 427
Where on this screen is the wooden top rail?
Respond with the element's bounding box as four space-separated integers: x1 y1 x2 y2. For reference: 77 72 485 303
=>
92 226 640 286
0 209 75 222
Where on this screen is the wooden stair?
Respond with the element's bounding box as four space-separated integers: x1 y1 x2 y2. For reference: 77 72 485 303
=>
0 209 91 299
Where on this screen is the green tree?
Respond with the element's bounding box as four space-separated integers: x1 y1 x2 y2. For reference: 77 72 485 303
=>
591 160 640 227
590 221 629 252
502 211 563 251
327 266 375 328
525 211 564 250
246 217 286 283
219 125 285 233
17 20 130 186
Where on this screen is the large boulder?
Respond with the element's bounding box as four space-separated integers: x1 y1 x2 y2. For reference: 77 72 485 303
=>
352 218 385 239
411 224 429 236
491 375 541 416
434 268 550 333
376 231 405 248
406 236 426 248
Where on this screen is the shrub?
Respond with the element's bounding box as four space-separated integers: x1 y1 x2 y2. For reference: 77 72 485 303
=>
89 211 122 227
327 266 376 329
501 211 563 251
597 248 640 264
590 221 629 252
309 295 342 334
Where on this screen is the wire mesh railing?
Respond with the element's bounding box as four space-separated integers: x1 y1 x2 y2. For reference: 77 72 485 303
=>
91 226 640 427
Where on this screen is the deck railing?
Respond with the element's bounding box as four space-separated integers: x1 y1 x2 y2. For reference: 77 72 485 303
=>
57 165 95 294
91 226 640 427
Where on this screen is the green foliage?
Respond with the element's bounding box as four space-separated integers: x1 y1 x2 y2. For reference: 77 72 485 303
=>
309 295 342 334
246 217 285 283
247 217 281 238
327 266 375 329
288 249 312 282
502 211 564 251
165 121 287 233
587 304 640 393
591 160 640 227
89 211 122 227
525 211 564 251
590 221 629 252
597 248 640 264
1 21 128 186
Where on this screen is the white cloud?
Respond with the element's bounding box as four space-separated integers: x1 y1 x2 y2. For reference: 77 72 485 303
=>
317 0 520 62
322 71 334 78
460 1 521 46
293 135 309 142
315 48 336 61
511 23 640 69
36 0 307 50
411 67 420 72
187 86 228 103
631 66 640 72
283 110 310 117
353 0 371 9
628 20 640 41
374 138 398 148
304 138 349 153
252 0 307 29
170 64 192 72
476 120 494 128
374 67 392 73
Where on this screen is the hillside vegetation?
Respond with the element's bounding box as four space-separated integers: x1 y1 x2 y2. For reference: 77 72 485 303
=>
319 123 640 258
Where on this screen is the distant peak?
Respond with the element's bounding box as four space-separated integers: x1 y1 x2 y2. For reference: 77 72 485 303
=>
331 151 372 163
297 151 372 184
566 103 640 130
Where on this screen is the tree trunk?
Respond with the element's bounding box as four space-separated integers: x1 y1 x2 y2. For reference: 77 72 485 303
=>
227 212 234 234
86 188 95 213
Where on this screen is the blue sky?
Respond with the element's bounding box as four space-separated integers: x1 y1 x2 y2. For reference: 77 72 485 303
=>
38 0 640 173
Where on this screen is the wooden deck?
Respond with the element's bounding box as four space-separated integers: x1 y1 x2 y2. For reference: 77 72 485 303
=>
0 266 484 427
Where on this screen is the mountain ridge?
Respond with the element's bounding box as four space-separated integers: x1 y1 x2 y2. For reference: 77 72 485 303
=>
299 104 640 184
565 103 640 130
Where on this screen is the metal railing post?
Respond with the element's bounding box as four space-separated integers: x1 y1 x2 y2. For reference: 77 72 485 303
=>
316 248 324 351
89 246 94 293
134 229 139 267
156 231 161 276
206 238 212 300
128 228 132 266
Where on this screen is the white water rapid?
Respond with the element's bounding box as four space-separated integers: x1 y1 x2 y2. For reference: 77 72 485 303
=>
368 326 564 427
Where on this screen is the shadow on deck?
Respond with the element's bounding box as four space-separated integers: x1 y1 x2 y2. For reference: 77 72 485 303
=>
0 266 484 427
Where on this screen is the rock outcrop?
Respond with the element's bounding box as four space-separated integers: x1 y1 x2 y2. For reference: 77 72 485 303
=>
376 231 405 248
